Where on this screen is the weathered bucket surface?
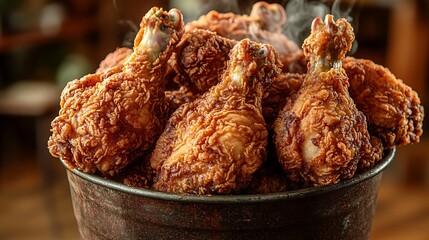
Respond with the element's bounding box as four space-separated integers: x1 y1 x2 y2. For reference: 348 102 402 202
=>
66 149 395 240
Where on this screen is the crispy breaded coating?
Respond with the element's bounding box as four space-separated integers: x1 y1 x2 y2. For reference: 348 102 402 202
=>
96 47 133 73
185 1 305 73
164 85 198 116
274 15 380 187
171 29 237 93
122 154 155 189
262 72 304 128
48 7 184 176
151 39 281 194
343 57 424 148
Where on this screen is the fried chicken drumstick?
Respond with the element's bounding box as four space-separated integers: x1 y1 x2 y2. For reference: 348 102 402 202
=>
150 39 281 194
48 7 184 175
343 57 424 148
185 1 305 73
256 57 424 149
274 15 380 187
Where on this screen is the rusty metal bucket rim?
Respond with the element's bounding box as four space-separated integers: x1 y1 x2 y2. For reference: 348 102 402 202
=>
64 148 395 204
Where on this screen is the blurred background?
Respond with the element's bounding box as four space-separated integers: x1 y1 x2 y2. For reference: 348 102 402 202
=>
0 0 427 239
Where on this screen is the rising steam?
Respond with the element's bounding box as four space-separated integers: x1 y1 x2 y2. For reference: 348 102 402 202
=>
170 0 245 23
113 0 360 53
283 0 360 53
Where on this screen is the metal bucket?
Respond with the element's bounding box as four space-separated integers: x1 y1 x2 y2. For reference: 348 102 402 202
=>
65 149 395 240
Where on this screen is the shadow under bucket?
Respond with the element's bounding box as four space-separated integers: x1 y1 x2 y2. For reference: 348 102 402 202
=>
65 149 395 240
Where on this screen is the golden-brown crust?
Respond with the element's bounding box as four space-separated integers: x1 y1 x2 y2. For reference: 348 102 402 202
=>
185 10 253 41
48 7 184 176
150 39 281 194
357 136 384 171
303 15 354 66
152 101 269 194
274 72 372 186
184 2 303 73
343 57 424 148
170 29 237 93
48 68 168 175
122 155 155 189
262 72 304 128
274 15 378 187
96 47 133 73
164 85 198 116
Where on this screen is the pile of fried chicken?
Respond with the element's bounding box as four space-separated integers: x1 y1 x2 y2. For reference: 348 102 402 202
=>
48 2 424 195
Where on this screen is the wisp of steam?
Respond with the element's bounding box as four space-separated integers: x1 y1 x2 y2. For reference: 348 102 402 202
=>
283 0 360 54
113 0 360 53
